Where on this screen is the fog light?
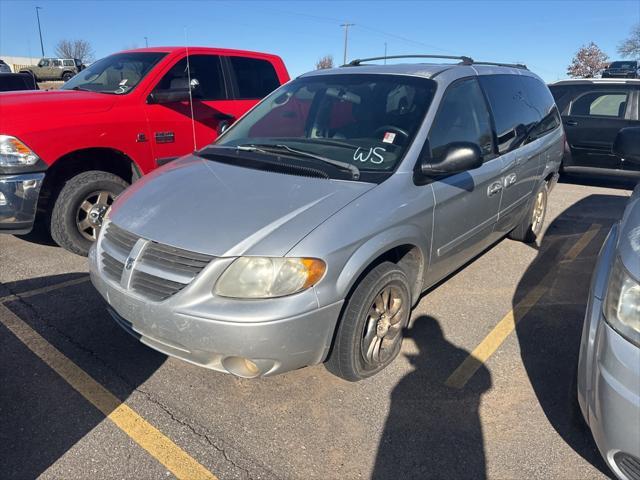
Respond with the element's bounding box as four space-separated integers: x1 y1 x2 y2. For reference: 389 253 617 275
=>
222 356 261 378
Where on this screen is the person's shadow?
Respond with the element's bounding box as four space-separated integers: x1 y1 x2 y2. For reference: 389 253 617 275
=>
373 315 491 479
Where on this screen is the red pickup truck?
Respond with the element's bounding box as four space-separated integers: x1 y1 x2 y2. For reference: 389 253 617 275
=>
0 47 289 255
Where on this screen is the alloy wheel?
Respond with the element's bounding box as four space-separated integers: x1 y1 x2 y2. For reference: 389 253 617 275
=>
76 190 114 241
361 285 407 367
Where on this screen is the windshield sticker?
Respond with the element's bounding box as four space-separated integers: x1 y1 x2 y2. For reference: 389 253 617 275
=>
119 79 128 86
354 147 386 164
383 132 396 144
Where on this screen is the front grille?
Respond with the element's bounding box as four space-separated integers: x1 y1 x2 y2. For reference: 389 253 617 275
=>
131 269 187 302
101 251 124 282
100 222 214 302
616 452 640 480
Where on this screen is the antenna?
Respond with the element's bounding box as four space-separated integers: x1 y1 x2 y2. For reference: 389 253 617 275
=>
184 28 197 152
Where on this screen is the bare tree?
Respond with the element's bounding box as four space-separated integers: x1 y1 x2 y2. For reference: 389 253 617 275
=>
567 42 609 78
618 23 640 59
55 39 95 64
315 54 334 70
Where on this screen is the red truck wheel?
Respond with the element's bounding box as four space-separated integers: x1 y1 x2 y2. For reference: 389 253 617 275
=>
50 171 128 256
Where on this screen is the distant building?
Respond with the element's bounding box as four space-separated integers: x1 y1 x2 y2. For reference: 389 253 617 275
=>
0 55 41 73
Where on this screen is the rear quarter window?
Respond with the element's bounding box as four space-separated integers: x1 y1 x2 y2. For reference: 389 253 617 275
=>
228 56 280 99
479 74 542 153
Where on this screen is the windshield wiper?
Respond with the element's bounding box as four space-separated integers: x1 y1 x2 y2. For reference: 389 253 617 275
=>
237 144 360 180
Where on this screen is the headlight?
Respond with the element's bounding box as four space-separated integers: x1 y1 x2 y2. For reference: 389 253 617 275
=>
604 256 640 346
215 257 326 298
0 135 40 166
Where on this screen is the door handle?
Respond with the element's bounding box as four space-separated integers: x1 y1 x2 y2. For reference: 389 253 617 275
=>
564 120 578 127
214 112 235 121
503 173 517 188
487 181 503 197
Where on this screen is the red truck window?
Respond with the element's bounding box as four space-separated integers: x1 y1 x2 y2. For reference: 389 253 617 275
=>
228 56 280 100
155 55 226 100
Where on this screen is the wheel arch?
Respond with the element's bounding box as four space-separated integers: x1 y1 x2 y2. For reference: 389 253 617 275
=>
39 147 139 214
335 227 427 307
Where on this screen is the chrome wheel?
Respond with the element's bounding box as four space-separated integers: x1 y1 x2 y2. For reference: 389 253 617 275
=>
531 190 545 234
76 190 114 241
361 285 407 366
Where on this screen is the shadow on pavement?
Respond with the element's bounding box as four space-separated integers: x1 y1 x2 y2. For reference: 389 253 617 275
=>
372 316 491 479
513 193 629 477
0 272 166 479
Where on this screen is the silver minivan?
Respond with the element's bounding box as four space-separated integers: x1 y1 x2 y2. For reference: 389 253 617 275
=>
89 56 564 380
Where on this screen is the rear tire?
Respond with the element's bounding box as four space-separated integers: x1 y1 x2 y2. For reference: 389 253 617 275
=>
50 171 128 256
508 182 548 244
325 262 411 381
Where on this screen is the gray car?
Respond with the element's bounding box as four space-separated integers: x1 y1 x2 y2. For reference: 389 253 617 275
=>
577 128 640 479
89 55 564 380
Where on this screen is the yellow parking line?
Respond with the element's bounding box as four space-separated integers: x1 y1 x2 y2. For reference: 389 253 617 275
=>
445 223 601 389
0 303 218 480
0 276 90 303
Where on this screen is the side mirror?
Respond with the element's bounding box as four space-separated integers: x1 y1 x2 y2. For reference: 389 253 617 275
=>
613 127 640 164
420 142 483 177
147 78 199 104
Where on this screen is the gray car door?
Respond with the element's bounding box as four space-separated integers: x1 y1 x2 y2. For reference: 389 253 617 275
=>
479 74 547 230
426 77 503 284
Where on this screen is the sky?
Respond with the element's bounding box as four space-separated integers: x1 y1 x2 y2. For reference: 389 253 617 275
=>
1 0 638 82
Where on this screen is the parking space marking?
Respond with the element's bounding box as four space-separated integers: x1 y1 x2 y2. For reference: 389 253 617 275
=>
0 303 218 480
0 276 90 303
445 223 602 389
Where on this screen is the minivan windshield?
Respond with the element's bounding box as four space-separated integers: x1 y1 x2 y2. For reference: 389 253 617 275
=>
215 74 436 175
61 52 166 94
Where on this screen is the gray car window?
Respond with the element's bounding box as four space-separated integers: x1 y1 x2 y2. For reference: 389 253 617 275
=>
428 78 493 161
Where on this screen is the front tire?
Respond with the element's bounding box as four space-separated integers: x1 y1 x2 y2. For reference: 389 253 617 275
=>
62 72 73 82
326 262 412 381
508 182 548 244
50 171 128 256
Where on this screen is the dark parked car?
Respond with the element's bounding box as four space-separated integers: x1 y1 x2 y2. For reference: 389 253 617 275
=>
0 73 39 92
603 60 639 79
549 79 640 178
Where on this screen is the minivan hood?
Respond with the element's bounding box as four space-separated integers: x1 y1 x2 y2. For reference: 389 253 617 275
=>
109 155 375 257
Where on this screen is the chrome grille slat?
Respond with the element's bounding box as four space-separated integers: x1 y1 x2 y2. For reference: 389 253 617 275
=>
131 270 185 301
98 222 214 302
101 252 124 282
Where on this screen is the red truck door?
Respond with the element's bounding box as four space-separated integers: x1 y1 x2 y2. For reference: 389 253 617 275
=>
144 54 236 165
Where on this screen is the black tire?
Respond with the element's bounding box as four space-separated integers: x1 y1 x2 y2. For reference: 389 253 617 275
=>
50 171 128 256
508 182 548 244
326 262 412 381
20 70 37 82
62 72 73 82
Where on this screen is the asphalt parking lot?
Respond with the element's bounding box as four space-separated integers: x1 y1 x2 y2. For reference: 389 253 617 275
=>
0 178 635 480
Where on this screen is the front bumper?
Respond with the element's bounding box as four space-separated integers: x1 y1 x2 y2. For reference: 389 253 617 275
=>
0 172 45 234
88 245 344 377
578 225 640 479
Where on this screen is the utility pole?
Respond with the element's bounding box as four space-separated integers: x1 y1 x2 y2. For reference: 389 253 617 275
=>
35 6 44 57
144 37 149 48
340 23 354 65
384 42 387 64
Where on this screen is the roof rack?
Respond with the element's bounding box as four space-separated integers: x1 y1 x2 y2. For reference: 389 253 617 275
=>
346 55 473 66
344 55 528 70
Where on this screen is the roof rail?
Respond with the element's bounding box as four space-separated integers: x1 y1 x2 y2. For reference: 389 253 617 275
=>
472 61 528 70
345 54 474 66
344 55 529 70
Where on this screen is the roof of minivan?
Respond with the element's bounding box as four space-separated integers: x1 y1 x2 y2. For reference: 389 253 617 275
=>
300 62 538 80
